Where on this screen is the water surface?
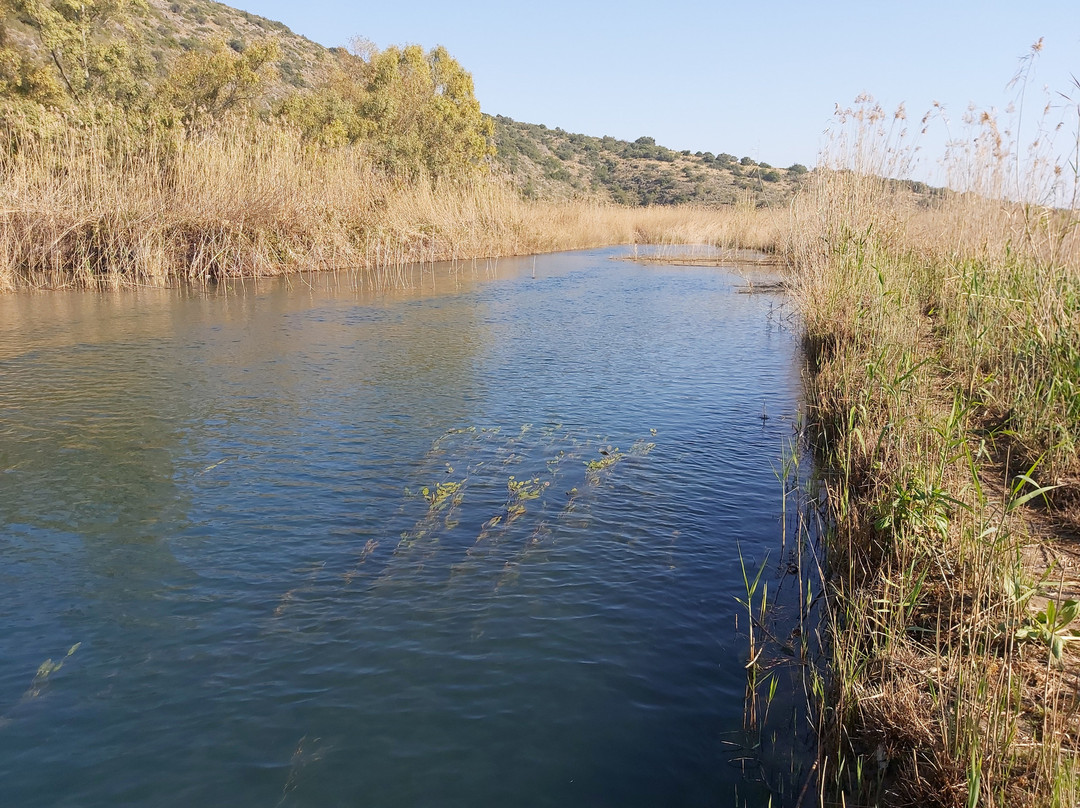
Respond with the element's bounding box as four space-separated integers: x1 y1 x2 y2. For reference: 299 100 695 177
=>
0 248 801 806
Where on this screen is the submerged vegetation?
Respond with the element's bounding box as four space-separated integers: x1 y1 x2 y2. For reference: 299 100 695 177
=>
373 423 662 591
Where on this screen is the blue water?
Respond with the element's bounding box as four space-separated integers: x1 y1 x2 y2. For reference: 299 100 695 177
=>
0 248 802 806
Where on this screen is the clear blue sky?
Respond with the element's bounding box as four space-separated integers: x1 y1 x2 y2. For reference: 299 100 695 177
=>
238 0 1078 173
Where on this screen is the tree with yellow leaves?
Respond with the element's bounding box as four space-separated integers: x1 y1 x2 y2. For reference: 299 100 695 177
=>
279 40 494 179
157 37 280 126
4 0 149 105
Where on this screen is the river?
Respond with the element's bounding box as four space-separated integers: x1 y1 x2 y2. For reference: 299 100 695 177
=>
0 247 803 807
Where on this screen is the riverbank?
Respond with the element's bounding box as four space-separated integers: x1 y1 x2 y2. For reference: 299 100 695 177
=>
0 120 787 291
786 156 1080 805
4 106 1079 808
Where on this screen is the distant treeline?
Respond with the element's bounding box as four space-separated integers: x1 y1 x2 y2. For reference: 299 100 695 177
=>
492 115 812 206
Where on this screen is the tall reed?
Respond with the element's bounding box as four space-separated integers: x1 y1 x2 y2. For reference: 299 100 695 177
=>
788 91 1080 806
0 119 788 291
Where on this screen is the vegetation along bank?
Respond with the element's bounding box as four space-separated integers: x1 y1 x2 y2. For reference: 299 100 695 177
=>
3 2 1079 806
0 0 805 291
780 93 1080 806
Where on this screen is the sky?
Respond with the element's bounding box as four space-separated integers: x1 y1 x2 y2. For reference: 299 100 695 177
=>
237 0 1078 177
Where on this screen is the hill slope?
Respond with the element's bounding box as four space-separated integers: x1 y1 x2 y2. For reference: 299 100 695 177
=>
492 115 809 206
136 0 334 96
2 0 807 205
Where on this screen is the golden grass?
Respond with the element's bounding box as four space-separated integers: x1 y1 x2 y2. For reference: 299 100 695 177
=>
0 120 787 291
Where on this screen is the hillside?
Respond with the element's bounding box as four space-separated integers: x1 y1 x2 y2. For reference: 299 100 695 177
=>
493 115 809 206
138 0 334 95
0 0 334 98
145 0 809 205
2 0 809 206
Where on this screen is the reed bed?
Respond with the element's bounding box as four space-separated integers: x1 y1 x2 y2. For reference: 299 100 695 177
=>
787 97 1080 806
0 120 787 291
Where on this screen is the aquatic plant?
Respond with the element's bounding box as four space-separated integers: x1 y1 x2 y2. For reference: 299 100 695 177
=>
507 475 548 502
737 544 770 732
563 487 579 514
499 475 548 524
19 643 81 702
585 447 624 480
342 539 380 585
421 480 463 510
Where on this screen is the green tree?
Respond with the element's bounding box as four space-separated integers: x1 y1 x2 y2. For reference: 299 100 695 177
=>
157 37 280 125
0 3 66 105
279 40 494 178
6 0 149 105
357 42 493 178
276 46 367 146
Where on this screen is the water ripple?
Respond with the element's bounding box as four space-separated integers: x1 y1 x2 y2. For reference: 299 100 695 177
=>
0 248 800 807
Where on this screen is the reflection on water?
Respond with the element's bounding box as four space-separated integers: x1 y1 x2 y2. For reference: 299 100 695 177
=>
0 248 802 807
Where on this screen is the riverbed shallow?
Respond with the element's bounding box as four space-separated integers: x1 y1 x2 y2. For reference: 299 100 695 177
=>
0 247 802 807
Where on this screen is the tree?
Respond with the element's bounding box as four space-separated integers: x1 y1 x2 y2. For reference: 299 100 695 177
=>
357 42 494 178
158 37 280 125
279 41 493 178
0 2 66 105
7 0 149 105
276 46 369 147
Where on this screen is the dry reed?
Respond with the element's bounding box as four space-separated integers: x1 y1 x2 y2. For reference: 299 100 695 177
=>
788 92 1080 807
0 119 787 291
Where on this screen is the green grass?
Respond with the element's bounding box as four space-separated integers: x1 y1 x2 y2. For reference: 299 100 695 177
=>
788 140 1080 805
